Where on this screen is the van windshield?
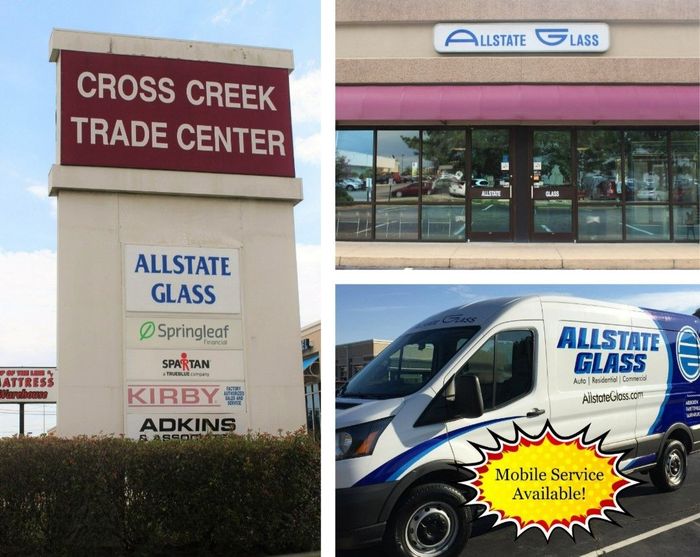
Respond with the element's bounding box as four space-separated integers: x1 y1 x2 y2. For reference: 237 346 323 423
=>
340 326 480 399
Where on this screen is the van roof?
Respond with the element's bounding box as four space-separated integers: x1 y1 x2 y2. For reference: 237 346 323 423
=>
407 295 699 333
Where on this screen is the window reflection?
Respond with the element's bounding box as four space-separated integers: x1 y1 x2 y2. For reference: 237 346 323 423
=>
625 131 668 202
671 130 699 204
472 129 510 188
533 131 571 187
422 130 466 204
376 130 420 203
335 130 373 203
577 130 622 202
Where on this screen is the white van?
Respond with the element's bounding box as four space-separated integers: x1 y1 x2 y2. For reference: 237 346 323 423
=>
336 296 700 556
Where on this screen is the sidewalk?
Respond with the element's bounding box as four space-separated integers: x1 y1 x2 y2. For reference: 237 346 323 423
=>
336 242 700 269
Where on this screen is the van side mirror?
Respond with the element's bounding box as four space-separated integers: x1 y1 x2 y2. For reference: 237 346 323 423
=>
454 374 484 418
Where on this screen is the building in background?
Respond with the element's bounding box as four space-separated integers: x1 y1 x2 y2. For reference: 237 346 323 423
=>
335 339 391 388
336 1 700 244
301 321 321 438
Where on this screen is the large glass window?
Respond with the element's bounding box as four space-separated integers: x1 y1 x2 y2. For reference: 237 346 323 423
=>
456 330 534 410
671 130 699 204
472 129 510 187
625 130 668 202
673 206 699 241
375 206 418 240
471 199 510 233
577 130 622 201
336 130 373 240
422 206 466 241
376 130 420 203
578 204 623 241
533 131 571 187
625 205 670 240
534 200 572 233
422 130 467 204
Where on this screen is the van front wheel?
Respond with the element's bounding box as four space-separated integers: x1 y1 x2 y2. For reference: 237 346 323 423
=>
650 439 687 492
384 483 472 557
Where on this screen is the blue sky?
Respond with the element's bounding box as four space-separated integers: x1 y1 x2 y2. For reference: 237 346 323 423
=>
0 0 320 249
336 284 700 344
0 0 320 436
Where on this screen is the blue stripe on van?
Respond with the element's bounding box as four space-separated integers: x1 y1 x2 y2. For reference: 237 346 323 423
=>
353 415 521 487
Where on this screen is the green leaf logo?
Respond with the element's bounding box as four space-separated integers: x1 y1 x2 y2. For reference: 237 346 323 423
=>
139 321 156 341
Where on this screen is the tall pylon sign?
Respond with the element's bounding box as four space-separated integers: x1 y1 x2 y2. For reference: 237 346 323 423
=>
49 30 305 438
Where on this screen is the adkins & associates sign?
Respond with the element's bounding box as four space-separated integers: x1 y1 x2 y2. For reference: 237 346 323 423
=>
59 50 294 176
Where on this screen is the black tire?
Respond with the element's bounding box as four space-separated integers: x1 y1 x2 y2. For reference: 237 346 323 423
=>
650 439 687 492
345 185 354 191
383 483 472 557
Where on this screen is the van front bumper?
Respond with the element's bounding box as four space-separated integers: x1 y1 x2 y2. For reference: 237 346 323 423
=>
336 482 397 549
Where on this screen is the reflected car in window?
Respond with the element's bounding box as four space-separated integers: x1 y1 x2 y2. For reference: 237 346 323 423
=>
390 181 434 198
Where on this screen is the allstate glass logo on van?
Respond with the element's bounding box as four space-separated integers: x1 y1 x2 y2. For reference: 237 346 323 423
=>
434 23 609 53
676 326 700 382
557 326 660 374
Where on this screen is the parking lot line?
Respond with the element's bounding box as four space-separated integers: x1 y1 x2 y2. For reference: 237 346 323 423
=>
579 512 700 556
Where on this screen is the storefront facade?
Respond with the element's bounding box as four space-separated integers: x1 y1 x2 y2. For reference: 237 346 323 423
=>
336 1 700 243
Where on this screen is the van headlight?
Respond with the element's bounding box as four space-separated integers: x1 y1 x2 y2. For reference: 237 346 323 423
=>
335 417 392 461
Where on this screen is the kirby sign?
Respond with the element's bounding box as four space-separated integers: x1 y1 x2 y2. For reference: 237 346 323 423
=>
434 23 609 53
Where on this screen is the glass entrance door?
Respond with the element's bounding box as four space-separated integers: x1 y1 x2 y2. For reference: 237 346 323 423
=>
468 129 513 240
531 130 575 240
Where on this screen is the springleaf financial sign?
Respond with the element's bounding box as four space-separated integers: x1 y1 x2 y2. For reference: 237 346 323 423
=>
59 50 294 176
125 245 240 314
434 23 609 53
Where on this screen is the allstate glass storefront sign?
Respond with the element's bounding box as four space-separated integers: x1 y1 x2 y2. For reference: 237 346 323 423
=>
434 23 609 53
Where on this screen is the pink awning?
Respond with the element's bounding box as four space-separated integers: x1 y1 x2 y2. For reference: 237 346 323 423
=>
336 85 700 123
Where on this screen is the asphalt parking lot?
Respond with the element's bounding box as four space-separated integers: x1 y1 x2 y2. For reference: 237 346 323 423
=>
338 453 700 556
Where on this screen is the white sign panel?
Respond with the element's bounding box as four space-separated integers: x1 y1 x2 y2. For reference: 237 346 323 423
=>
126 381 246 413
127 411 248 440
0 368 58 403
125 349 245 381
434 23 609 53
126 317 243 350
124 245 241 314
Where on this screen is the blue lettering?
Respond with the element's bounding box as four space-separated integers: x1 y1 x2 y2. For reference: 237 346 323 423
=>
590 328 602 349
575 352 592 373
591 352 604 373
592 35 599 46
601 329 616 350
619 353 635 373
135 254 149 273
633 354 647 372
173 255 184 274
650 334 660 351
445 29 478 47
151 283 167 303
628 332 641 351
557 326 577 348
204 285 216 304
177 284 192 304
577 327 590 349
603 352 619 373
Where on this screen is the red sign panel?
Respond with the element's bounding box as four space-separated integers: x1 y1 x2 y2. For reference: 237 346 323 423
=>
60 50 295 177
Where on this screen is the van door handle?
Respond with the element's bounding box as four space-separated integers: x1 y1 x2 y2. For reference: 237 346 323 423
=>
526 408 545 418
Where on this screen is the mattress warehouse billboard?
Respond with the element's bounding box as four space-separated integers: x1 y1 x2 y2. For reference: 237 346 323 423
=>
50 30 305 438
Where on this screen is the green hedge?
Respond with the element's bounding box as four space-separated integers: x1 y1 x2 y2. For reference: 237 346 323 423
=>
0 431 319 556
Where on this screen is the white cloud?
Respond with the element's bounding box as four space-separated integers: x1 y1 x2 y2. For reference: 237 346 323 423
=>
296 243 321 327
290 67 321 125
615 291 700 316
0 249 56 366
211 0 256 24
294 132 321 165
25 179 56 218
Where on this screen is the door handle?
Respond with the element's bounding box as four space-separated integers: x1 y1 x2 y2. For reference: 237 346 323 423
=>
526 408 545 418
